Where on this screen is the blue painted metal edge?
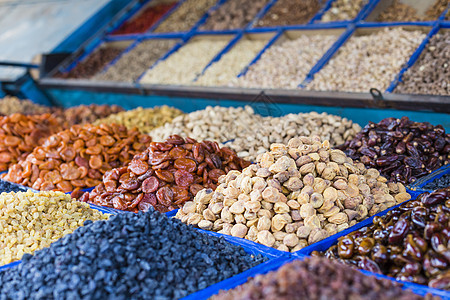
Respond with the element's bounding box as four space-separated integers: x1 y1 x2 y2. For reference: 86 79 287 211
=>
246 0 278 29
409 163 450 191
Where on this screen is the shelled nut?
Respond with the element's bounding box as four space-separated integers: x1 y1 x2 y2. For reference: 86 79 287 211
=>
200 0 270 30
94 106 184 133
195 39 267 87
306 27 425 93
376 0 422 22
395 32 449 96
256 0 321 27
231 34 338 89
154 0 217 33
149 106 361 162
424 0 449 20
94 39 178 83
139 39 229 85
176 136 409 252
320 0 368 22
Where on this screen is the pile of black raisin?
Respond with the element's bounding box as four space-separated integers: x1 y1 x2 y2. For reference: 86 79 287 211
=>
423 174 450 190
0 209 267 299
0 179 27 193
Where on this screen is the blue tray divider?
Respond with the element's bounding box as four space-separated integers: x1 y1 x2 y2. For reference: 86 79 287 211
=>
185 0 228 34
308 0 338 24
134 32 196 83
246 0 279 29
181 256 293 300
236 28 283 77
437 5 450 21
300 24 355 87
143 0 187 34
409 164 450 191
386 22 447 93
193 31 244 82
57 37 107 74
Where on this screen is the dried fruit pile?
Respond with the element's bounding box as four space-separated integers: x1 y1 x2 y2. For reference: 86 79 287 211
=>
340 117 450 184
423 174 450 190
211 257 434 300
0 96 51 116
0 191 109 265
313 188 450 290
3 124 151 192
52 104 124 128
0 179 27 193
0 113 63 172
81 135 250 213
176 136 410 252
0 209 267 299
93 106 184 133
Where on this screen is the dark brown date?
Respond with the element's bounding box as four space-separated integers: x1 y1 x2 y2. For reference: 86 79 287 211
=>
338 117 449 184
316 188 450 290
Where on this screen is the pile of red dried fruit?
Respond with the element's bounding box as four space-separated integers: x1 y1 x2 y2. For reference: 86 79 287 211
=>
80 135 250 213
3 124 151 192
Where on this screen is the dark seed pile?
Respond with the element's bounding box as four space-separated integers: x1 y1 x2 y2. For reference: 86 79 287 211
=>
211 257 435 300
0 180 27 193
0 209 267 299
423 174 450 190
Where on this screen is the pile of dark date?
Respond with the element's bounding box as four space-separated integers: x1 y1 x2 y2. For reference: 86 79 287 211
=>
313 187 450 290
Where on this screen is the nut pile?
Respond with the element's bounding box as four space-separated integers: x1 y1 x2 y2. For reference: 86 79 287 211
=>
0 113 63 172
94 39 178 82
154 0 217 33
94 106 184 133
423 174 450 190
424 0 449 20
0 191 109 265
111 2 176 35
232 34 338 89
395 32 449 96
256 0 321 27
140 39 229 85
306 28 425 93
200 0 270 30
0 96 51 116
150 106 361 162
55 47 124 79
81 135 250 213
3 123 152 192
195 39 267 87
313 188 450 290
339 117 450 184
176 136 410 252
0 209 267 299
211 257 434 300
52 104 124 128
375 0 421 22
320 0 368 22
0 180 27 193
